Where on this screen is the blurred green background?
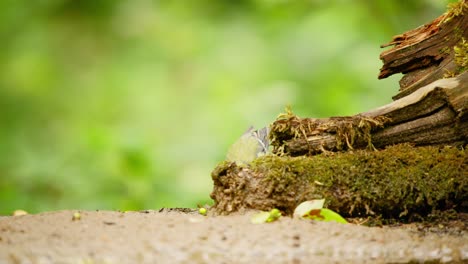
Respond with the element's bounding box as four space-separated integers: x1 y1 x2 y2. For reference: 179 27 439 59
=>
0 0 453 214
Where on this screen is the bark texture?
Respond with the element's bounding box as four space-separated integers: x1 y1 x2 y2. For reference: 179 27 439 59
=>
270 73 467 156
269 1 467 156
211 1 468 219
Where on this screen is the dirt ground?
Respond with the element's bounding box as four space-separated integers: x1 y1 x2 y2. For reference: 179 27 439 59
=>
0 209 467 264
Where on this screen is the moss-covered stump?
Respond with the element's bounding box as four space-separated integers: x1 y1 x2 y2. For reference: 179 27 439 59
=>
210 144 467 221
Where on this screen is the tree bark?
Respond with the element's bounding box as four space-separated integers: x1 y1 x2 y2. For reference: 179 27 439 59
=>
210 1 468 219
270 2 467 156
271 72 467 156
379 0 468 100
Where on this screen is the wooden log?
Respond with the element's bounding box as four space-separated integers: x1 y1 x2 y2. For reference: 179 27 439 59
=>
210 145 467 219
270 1 467 156
210 1 468 220
271 72 467 156
379 0 467 100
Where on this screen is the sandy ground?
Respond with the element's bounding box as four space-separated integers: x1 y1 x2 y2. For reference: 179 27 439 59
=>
0 209 467 264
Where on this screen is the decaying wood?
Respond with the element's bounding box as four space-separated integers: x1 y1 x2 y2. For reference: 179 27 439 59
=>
270 2 467 156
271 72 467 156
379 0 468 100
210 145 467 219
210 2 468 219
370 73 467 147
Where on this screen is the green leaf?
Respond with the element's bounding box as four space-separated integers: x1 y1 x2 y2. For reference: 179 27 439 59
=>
251 208 282 224
266 208 281 223
293 199 325 218
251 211 270 224
317 208 348 224
293 199 347 224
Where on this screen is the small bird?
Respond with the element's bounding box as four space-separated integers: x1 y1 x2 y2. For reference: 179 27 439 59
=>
226 126 270 164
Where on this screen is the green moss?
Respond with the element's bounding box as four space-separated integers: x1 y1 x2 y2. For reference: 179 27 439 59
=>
454 37 467 73
245 144 467 221
211 160 236 181
441 0 467 24
453 26 464 40
439 46 451 56
443 69 456 78
270 109 389 155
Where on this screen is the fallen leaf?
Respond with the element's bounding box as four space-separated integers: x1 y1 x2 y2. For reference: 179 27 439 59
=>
294 199 347 224
251 208 282 224
12 210 28 216
315 209 348 224
266 208 282 223
251 212 271 224
293 199 325 218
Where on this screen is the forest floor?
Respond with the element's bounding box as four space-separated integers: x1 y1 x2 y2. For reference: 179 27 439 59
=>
0 209 467 263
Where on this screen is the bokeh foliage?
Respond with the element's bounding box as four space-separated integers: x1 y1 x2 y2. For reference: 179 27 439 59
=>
0 0 452 214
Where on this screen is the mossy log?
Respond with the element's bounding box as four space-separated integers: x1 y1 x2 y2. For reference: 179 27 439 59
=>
210 1 468 220
270 1 467 156
379 0 467 100
271 72 467 156
210 144 467 220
